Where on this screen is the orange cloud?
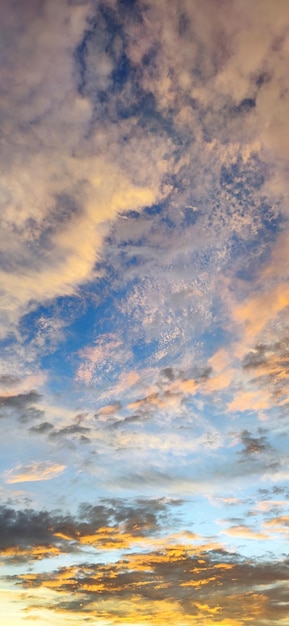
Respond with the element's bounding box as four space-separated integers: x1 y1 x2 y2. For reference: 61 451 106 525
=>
3 461 66 483
1 545 62 561
223 525 268 540
204 349 235 393
264 516 289 535
233 284 289 341
227 389 271 414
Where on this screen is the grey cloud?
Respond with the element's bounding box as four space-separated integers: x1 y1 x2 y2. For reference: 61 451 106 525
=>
9 545 289 625
0 506 53 547
241 338 289 409
18 407 45 424
160 367 175 381
0 391 41 410
78 435 91 444
0 391 43 423
112 413 147 428
29 421 54 435
29 418 92 441
49 424 91 440
0 375 20 388
0 497 182 563
239 429 271 457
78 497 180 537
256 486 289 499
242 344 268 369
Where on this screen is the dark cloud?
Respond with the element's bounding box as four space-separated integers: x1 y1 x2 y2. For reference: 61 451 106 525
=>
29 418 92 441
160 367 175 381
0 391 43 423
242 344 268 369
239 429 271 457
79 497 180 537
0 391 41 410
0 498 182 563
29 421 54 435
112 413 146 428
0 375 20 387
18 407 45 424
8 545 289 624
49 424 91 439
256 485 289 506
0 506 61 561
241 337 289 409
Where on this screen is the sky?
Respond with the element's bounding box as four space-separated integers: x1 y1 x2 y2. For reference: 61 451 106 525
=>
1 0 289 624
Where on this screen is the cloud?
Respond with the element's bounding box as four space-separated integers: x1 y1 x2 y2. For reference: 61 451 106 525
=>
0 0 173 340
29 421 54 435
0 391 44 425
76 333 131 384
241 338 289 410
238 429 271 457
0 498 182 563
222 524 268 540
0 391 41 411
233 283 289 343
7 543 289 625
264 515 289 536
3 462 66 484
0 372 46 395
1 2 289 623
0 505 66 563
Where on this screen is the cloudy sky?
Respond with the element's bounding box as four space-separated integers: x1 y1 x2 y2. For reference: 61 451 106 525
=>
1 0 289 624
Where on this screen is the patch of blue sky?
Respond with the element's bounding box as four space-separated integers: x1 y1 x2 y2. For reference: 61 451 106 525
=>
70 294 118 344
198 326 232 361
14 287 122 389
111 52 132 91
176 497 233 541
17 297 79 343
131 337 161 365
143 203 164 218
0 333 16 350
118 0 138 11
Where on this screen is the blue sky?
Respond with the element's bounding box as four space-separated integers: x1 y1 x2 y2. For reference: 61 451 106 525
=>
1 1 289 624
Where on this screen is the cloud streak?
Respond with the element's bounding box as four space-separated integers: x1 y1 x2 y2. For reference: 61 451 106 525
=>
3 462 66 484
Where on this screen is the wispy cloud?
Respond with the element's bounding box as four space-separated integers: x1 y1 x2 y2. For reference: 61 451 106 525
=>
3 462 66 484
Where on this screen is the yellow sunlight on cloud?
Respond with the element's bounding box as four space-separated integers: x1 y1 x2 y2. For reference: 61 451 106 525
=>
4 461 66 483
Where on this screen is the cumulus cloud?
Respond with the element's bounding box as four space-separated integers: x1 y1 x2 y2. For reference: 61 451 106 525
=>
0 498 182 563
